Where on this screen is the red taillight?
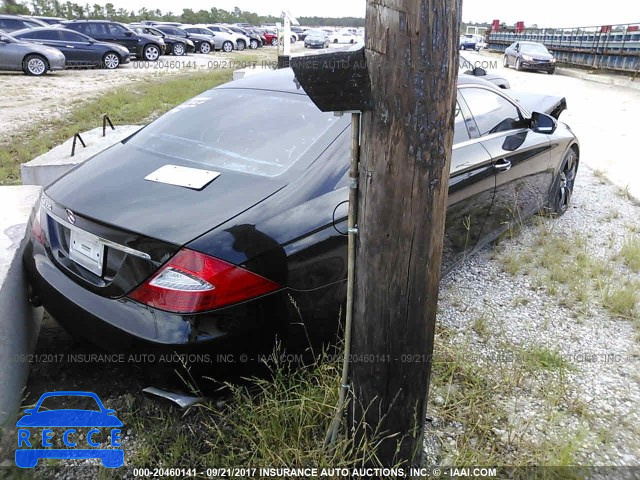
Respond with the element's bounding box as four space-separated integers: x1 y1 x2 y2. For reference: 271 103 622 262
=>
128 249 282 313
32 210 46 245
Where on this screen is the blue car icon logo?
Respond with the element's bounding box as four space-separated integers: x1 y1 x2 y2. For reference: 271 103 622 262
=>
15 391 123 468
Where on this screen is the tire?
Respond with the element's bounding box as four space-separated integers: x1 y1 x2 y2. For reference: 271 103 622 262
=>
333 38 338 43
142 44 160 61
270 38 278 46
291 36 296 44
515 58 522 71
222 41 233 53
250 39 259 49
503 55 509 68
102 51 120 69
199 42 211 54
23 54 48 76
237 39 246 51
547 147 578 217
460 44 466 50
548 67 556 75
172 42 185 56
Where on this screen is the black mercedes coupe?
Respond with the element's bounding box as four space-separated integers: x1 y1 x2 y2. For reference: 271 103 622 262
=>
23 69 579 356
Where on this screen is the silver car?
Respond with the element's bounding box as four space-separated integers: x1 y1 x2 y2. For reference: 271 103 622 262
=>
0 31 65 75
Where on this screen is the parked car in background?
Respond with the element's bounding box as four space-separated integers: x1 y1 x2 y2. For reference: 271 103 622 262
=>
180 26 232 53
155 26 213 54
254 27 278 46
62 20 164 61
22 70 578 361
130 25 194 56
194 25 240 51
503 41 556 74
459 55 510 89
459 34 482 50
226 25 261 49
0 31 65 75
13 27 130 69
211 24 250 50
329 28 359 44
30 16 66 25
0 14 47 32
304 30 329 49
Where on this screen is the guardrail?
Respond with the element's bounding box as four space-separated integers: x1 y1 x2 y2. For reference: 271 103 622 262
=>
488 22 640 74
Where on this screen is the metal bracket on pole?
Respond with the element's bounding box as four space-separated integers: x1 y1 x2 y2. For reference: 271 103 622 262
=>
102 114 115 137
70 133 86 157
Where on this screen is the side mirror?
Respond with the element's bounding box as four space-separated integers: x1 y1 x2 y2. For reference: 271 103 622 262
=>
473 66 487 76
124 31 133 36
530 112 557 134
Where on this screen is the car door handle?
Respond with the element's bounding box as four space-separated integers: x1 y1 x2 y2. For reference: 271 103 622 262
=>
66 45 75 48
495 159 512 172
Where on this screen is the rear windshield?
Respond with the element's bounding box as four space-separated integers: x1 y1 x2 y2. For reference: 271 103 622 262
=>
127 89 338 177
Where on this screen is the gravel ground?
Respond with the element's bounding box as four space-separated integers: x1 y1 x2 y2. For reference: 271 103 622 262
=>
425 165 640 466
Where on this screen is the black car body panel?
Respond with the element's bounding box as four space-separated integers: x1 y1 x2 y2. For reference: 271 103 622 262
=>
12 27 130 67
24 70 579 355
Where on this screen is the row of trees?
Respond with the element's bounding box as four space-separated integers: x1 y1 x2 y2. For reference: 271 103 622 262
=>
0 0 365 26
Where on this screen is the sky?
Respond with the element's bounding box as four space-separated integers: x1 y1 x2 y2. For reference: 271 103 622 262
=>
101 0 640 28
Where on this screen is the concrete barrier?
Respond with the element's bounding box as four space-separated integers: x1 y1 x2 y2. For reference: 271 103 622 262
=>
0 186 43 426
20 125 142 187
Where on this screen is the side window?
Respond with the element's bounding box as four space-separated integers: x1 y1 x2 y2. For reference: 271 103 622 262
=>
18 30 36 39
453 100 470 144
460 88 523 136
87 23 106 37
107 24 126 36
36 30 61 40
2 19 21 30
59 30 83 42
23 20 43 29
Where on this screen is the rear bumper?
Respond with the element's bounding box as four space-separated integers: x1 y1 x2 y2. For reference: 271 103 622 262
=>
23 237 284 355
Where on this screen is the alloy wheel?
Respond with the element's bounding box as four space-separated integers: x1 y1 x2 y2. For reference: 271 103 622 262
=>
173 43 185 56
103 53 120 69
27 57 46 75
144 45 159 61
557 150 577 214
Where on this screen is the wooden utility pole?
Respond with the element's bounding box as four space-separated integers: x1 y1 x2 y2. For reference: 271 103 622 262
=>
349 0 462 466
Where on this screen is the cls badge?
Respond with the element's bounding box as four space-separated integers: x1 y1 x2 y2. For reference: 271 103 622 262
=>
65 209 76 225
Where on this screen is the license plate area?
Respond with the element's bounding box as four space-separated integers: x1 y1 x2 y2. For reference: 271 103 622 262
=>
69 229 105 277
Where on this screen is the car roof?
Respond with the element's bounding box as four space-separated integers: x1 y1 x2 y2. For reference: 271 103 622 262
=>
219 67 499 96
66 19 116 23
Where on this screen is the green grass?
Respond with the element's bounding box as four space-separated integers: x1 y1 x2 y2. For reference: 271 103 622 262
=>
428 329 582 467
0 70 232 184
619 237 640 273
518 345 572 372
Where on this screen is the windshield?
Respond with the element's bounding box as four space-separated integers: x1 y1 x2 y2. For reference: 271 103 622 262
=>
521 43 550 55
127 90 340 177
